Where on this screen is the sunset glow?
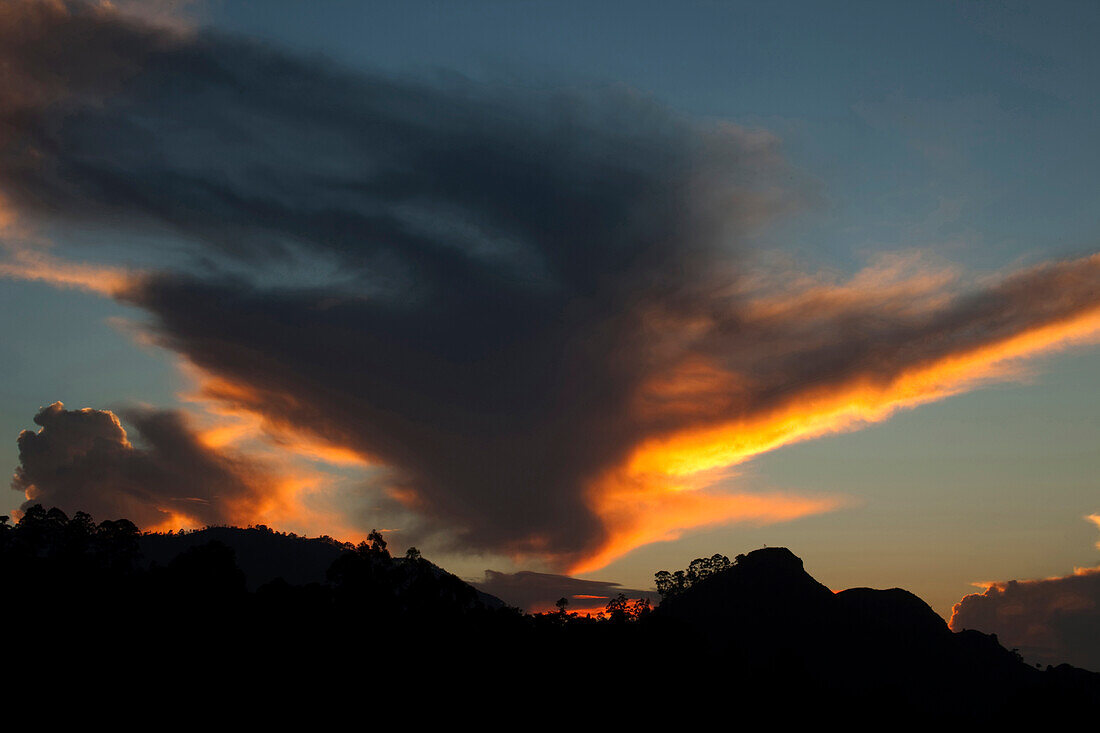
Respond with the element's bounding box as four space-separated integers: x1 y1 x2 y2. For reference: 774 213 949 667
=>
630 303 1100 479
3 1 1100 662
0 246 138 297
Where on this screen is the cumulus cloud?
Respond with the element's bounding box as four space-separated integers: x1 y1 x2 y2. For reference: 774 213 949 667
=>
12 401 275 528
949 516 1100 671
950 568 1100 671
473 570 653 614
4 2 1100 570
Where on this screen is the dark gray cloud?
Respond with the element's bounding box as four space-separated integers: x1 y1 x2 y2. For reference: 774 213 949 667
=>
12 401 270 527
0 0 795 564
473 570 653 613
950 567 1100 671
4 2 1100 569
0 0 781 284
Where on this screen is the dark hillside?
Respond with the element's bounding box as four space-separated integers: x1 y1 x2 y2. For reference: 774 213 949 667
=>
2 507 1097 720
140 526 347 588
654 547 1099 716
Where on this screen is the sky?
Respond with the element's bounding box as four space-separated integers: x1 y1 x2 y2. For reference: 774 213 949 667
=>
1 0 1100 631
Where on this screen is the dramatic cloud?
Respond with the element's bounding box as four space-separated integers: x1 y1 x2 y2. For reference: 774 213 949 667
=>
4 2 1100 570
473 570 654 614
12 401 277 529
950 568 1100 671
949 516 1100 671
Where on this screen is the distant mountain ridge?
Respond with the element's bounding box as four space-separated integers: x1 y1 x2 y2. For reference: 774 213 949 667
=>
140 527 346 588
139 525 505 609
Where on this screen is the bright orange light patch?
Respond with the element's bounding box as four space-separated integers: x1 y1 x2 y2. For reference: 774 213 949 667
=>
182 363 371 468
574 303 1100 573
166 259 1100 573
0 246 138 296
630 306 1100 479
144 510 203 534
525 597 647 616
167 361 374 541
8 227 1100 575
573 464 843 574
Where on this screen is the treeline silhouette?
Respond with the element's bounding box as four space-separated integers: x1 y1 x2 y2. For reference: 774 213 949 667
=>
654 552 734 598
2 505 1097 721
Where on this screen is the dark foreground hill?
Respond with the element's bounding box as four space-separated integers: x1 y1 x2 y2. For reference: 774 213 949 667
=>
139 526 348 588
654 547 1099 716
1 506 1096 721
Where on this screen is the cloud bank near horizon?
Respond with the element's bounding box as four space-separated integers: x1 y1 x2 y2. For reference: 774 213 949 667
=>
5 1 1100 571
949 516 1100 672
12 401 277 529
473 569 654 615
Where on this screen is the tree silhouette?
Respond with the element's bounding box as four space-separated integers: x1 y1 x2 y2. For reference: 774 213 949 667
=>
655 553 732 599
605 593 630 623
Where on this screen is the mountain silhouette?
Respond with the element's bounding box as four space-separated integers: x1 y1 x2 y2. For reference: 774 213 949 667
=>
2 507 1096 720
138 525 505 609
654 547 1099 718
139 526 346 588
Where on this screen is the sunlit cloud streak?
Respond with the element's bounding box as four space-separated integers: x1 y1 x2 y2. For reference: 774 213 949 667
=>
0 244 137 296
4 2 1100 570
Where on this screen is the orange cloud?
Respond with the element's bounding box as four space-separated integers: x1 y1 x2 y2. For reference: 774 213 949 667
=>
576 474 842 574
0 245 139 296
572 257 1100 572
629 303 1100 479
13 247 1100 574
154 363 376 541
178 362 372 469
133 420 368 542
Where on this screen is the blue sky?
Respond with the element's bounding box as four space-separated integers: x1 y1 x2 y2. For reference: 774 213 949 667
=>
2 0 1099 617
